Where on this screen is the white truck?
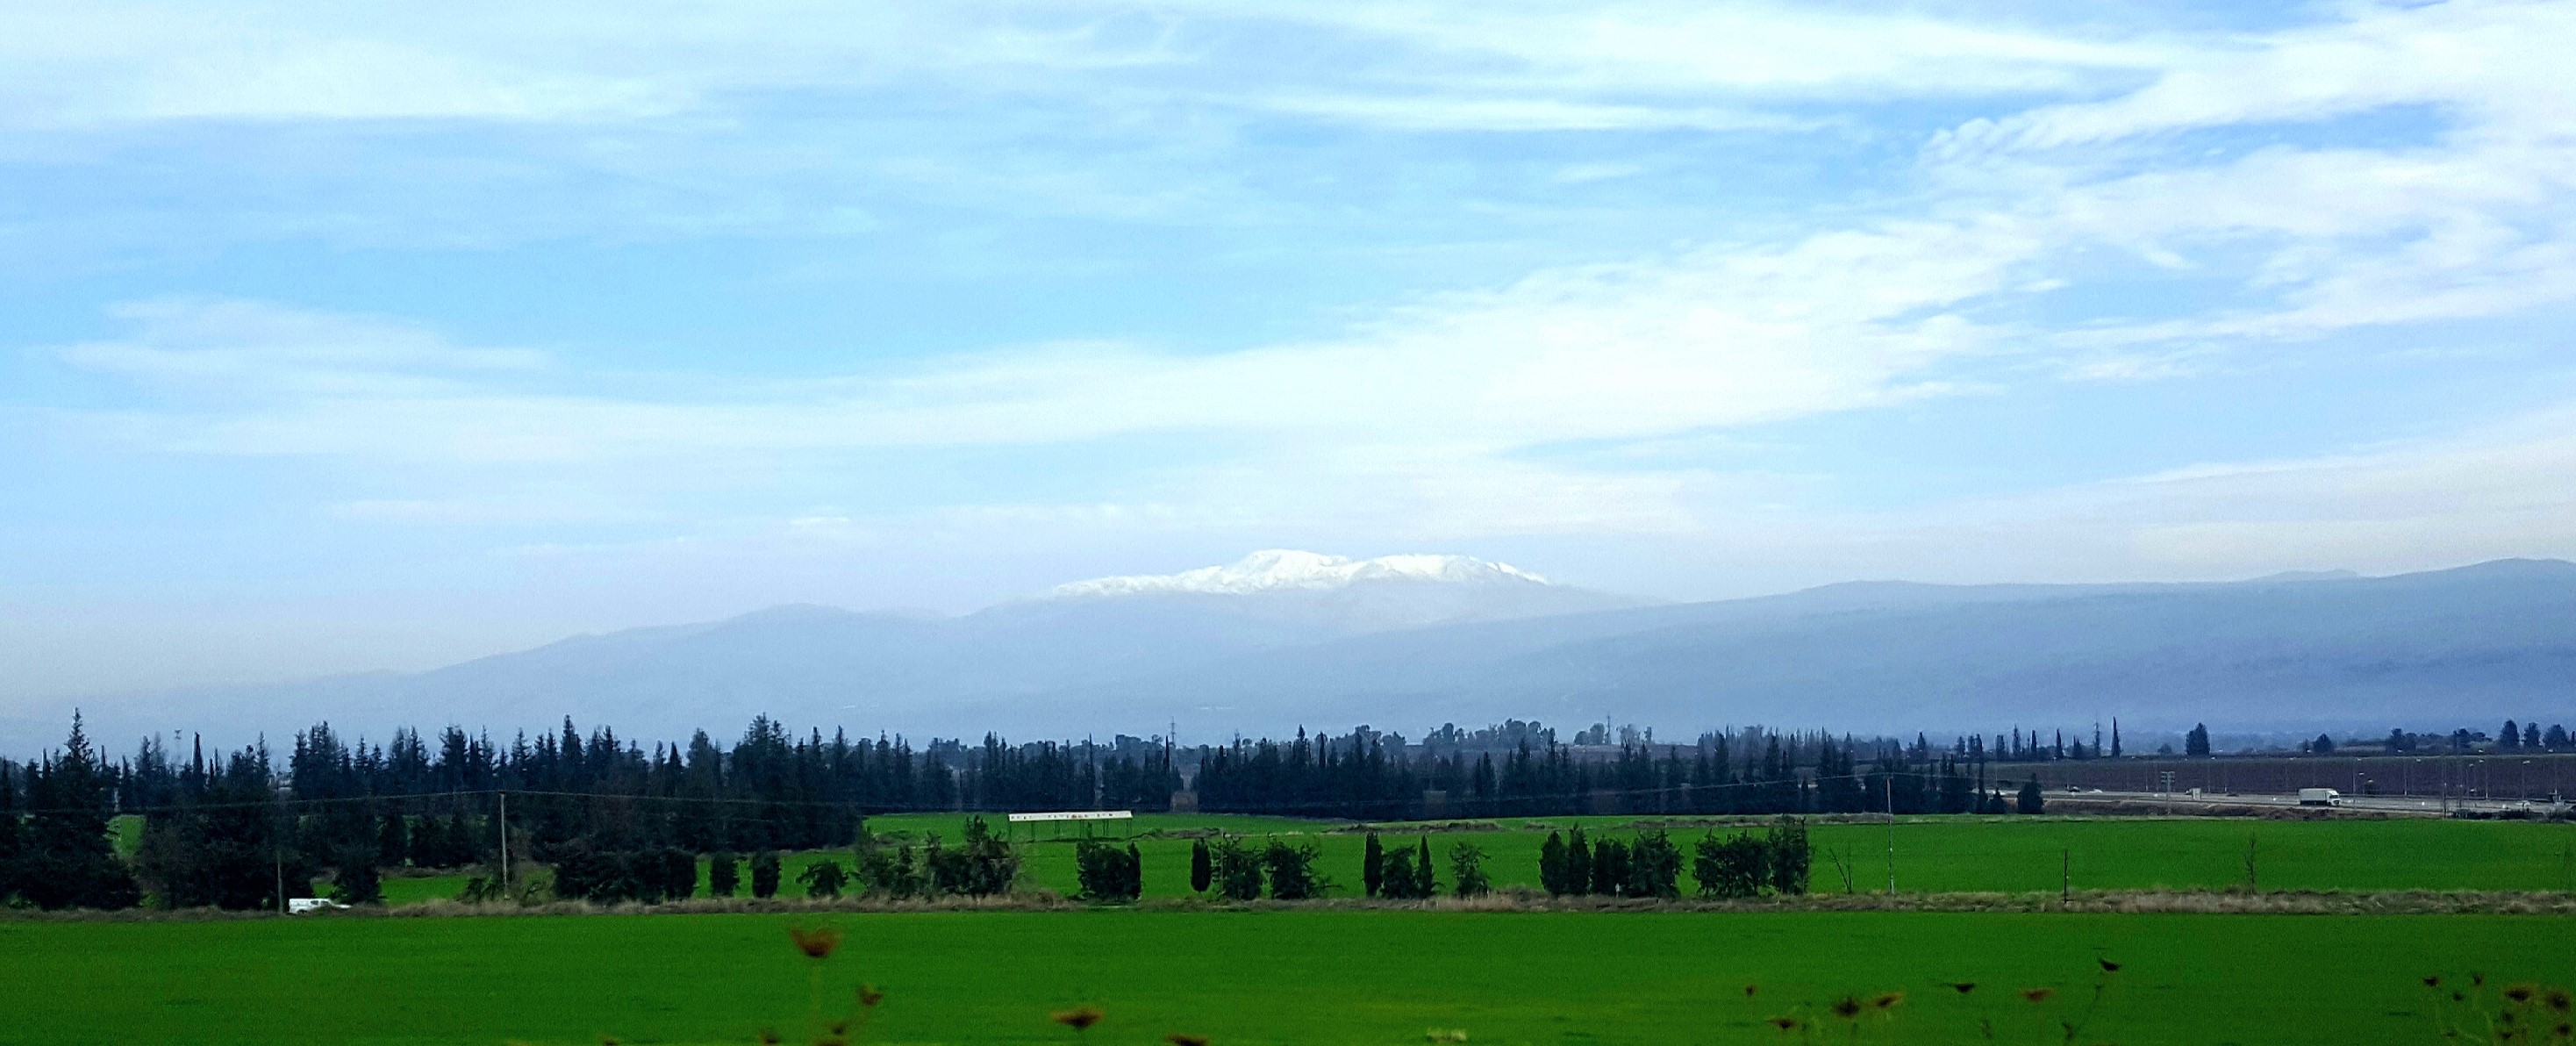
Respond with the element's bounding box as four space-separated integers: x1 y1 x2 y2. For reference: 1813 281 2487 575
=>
2297 787 2341 807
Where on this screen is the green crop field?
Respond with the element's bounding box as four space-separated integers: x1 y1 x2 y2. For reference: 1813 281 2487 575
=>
4 908 2569 1044
364 813 2576 906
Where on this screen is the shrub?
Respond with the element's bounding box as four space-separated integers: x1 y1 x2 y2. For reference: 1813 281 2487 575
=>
798 859 848 899
1448 842 1490 898
1694 831 1768 898
751 850 783 899
1075 839 1142 902
708 851 739 898
1263 839 1327 900
1210 837 1263 900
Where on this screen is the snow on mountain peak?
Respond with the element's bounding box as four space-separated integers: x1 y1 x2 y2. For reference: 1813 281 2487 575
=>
1047 549 1549 598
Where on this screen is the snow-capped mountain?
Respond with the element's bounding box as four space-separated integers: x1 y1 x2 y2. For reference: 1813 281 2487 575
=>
1016 549 1640 634
1046 549 1551 598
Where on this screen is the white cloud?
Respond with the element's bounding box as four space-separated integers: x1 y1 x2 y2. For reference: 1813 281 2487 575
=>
1935 0 2576 154
18 0 2576 649
0 0 2170 131
1234 1 2174 97
1247 94 1804 133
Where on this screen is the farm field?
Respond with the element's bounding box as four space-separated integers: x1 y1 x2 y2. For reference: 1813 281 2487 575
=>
363 813 2576 905
5 908 2569 1044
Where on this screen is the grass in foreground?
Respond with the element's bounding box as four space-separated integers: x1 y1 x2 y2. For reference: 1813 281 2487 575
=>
6 908 2572 1044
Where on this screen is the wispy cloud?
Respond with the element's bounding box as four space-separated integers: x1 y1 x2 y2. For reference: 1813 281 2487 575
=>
11 0 2576 704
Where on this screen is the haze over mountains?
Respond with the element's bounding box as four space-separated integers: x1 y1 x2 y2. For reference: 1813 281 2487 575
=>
20 553 2576 753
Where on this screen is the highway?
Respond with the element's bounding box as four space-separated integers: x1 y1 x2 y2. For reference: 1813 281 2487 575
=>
2053 787 2570 817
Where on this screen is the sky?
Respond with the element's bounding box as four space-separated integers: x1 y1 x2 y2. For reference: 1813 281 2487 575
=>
4 0 2574 706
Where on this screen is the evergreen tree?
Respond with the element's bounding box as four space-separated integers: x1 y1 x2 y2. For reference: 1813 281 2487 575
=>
1380 847 1420 900
0 768 23 905
1124 842 1144 900
1563 827 1592 895
2501 720 2521 750
659 847 698 900
2186 724 2212 757
1362 832 1385 899
1537 830 1570 895
331 842 383 905
1414 836 1435 898
1592 836 1633 896
708 851 740 898
1765 817 1811 896
376 814 410 868
1692 831 1767 898
750 850 783 899
1189 837 1213 893
20 715 141 910
1627 830 1683 899
1448 841 1489 897
2016 778 2045 814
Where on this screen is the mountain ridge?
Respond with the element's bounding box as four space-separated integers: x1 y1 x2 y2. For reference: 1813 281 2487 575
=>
24 556 2576 752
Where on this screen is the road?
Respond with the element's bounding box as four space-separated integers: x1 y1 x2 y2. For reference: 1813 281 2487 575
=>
2056 787 2571 817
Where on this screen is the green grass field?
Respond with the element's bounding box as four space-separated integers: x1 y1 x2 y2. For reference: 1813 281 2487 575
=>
366 813 2576 905
4 908 2568 1044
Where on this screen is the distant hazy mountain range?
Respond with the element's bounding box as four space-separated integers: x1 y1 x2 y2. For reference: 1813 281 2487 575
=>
32 553 2576 752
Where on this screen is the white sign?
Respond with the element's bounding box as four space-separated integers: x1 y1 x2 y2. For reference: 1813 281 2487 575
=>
1005 810 1135 823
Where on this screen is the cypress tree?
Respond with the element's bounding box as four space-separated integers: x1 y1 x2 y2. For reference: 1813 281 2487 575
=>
1362 833 1385 898
2016 778 2045 814
1592 837 1626 896
1190 837 1213 893
1538 830 1568 895
750 850 783 899
708 851 740 898
1413 836 1435 898
1565 827 1592 896
1124 842 1144 900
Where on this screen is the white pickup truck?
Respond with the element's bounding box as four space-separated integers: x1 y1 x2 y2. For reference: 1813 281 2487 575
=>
2297 788 2341 807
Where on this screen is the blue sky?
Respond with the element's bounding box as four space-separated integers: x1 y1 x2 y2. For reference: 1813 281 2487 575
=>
4 0 2575 702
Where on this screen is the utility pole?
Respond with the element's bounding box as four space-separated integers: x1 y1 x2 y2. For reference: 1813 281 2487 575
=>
1885 772 1897 897
497 790 510 898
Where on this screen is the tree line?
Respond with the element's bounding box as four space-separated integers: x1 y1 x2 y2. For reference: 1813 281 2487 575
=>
18 704 2535 912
